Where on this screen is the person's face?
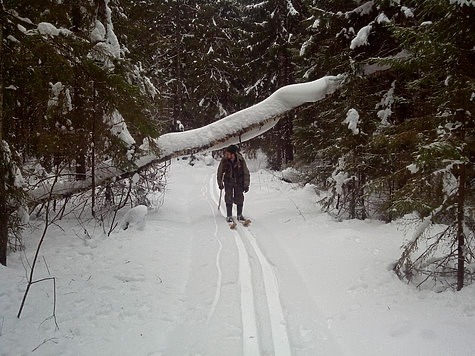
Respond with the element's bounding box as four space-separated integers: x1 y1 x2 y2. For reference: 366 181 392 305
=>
225 151 235 160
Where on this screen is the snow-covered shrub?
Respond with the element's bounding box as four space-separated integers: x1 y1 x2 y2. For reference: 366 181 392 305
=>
120 205 148 231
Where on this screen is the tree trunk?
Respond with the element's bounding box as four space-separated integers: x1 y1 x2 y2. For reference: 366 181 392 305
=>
173 2 183 124
282 115 294 164
456 163 466 291
0 11 8 266
91 82 97 216
71 4 87 181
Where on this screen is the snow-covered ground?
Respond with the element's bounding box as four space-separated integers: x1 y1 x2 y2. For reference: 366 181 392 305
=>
1 158 475 355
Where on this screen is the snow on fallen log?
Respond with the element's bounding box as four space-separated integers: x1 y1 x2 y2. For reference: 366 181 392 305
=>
30 75 343 203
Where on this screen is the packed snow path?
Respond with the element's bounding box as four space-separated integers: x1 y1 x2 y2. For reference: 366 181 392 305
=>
1 158 475 355
161 162 340 355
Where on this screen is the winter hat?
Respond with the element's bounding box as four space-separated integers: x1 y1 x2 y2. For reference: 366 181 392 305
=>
226 144 239 154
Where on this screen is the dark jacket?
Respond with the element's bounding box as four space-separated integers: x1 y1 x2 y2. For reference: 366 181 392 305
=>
217 153 250 188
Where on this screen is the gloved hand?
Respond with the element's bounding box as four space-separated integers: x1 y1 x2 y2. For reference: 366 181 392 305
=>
219 183 224 190
244 186 249 193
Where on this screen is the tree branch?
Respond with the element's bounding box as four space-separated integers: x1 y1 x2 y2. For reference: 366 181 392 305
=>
29 75 344 204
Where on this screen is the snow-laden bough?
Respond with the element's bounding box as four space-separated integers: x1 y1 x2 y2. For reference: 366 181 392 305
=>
30 75 344 203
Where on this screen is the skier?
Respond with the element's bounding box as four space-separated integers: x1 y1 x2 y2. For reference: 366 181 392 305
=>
217 145 250 223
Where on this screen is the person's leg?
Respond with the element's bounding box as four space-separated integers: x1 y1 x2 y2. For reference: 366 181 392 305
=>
224 184 233 217
237 204 243 217
234 185 244 218
226 204 233 218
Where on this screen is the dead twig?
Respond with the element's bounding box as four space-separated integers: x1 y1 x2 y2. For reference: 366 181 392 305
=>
17 169 61 326
31 337 59 352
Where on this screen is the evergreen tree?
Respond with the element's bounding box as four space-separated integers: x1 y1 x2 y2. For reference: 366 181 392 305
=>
0 0 159 265
391 0 475 290
294 0 404 219
239 0 309 169
119 0 244 130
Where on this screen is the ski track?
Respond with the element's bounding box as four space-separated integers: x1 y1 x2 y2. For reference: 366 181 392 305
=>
240 227 292 356
209 173 292 356
232 227 261 355
203 175 223 325
209 174 260 355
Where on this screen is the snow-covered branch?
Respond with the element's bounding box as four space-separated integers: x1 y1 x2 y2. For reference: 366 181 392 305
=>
30 75 343 203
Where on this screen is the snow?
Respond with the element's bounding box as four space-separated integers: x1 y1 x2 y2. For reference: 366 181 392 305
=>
107 110 136 147
407 163 419 174
350 24 372 50
90 2 121 63
442 172 458 197
17 24 27 33
376 12 390 24
3 159 475 355
104 0 121 58
37 22 72 37
286 0 299 16
343 108 360 134
376 80 396 125
90 20 106 43
1 140 25 188
176 120 185 132
449 0 475 6
7 35 20 43
153 76 343 160
332 157 350 195
47 82 65 108
300 36 313 56
347 1 374 17
400 6 414 18
120 205 148 230
143 76 158 99
30 76 343 205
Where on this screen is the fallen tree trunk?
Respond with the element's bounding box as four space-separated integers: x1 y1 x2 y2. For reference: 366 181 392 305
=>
30 75 343 204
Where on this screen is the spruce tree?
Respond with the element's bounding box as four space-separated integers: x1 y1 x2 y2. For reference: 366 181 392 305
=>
0 0 160 264
391 0 475 290
239 0 309 169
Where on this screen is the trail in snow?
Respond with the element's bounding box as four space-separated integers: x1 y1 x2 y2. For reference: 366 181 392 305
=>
203 177 223 325
241 227 292 356
209 172 291 356
3 159 475 356
232 229 261 355
209 174 260 355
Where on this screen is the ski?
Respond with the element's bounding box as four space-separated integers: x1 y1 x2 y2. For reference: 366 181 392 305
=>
227 218 237 229
239 219 251 227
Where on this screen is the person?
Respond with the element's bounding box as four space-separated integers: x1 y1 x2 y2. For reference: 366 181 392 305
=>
217 145 250 222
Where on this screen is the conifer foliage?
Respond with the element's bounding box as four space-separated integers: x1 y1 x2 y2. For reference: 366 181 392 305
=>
0 0 159 264
293 0 474 289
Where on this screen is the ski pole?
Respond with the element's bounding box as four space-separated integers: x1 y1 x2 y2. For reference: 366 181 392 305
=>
218 188 223 211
